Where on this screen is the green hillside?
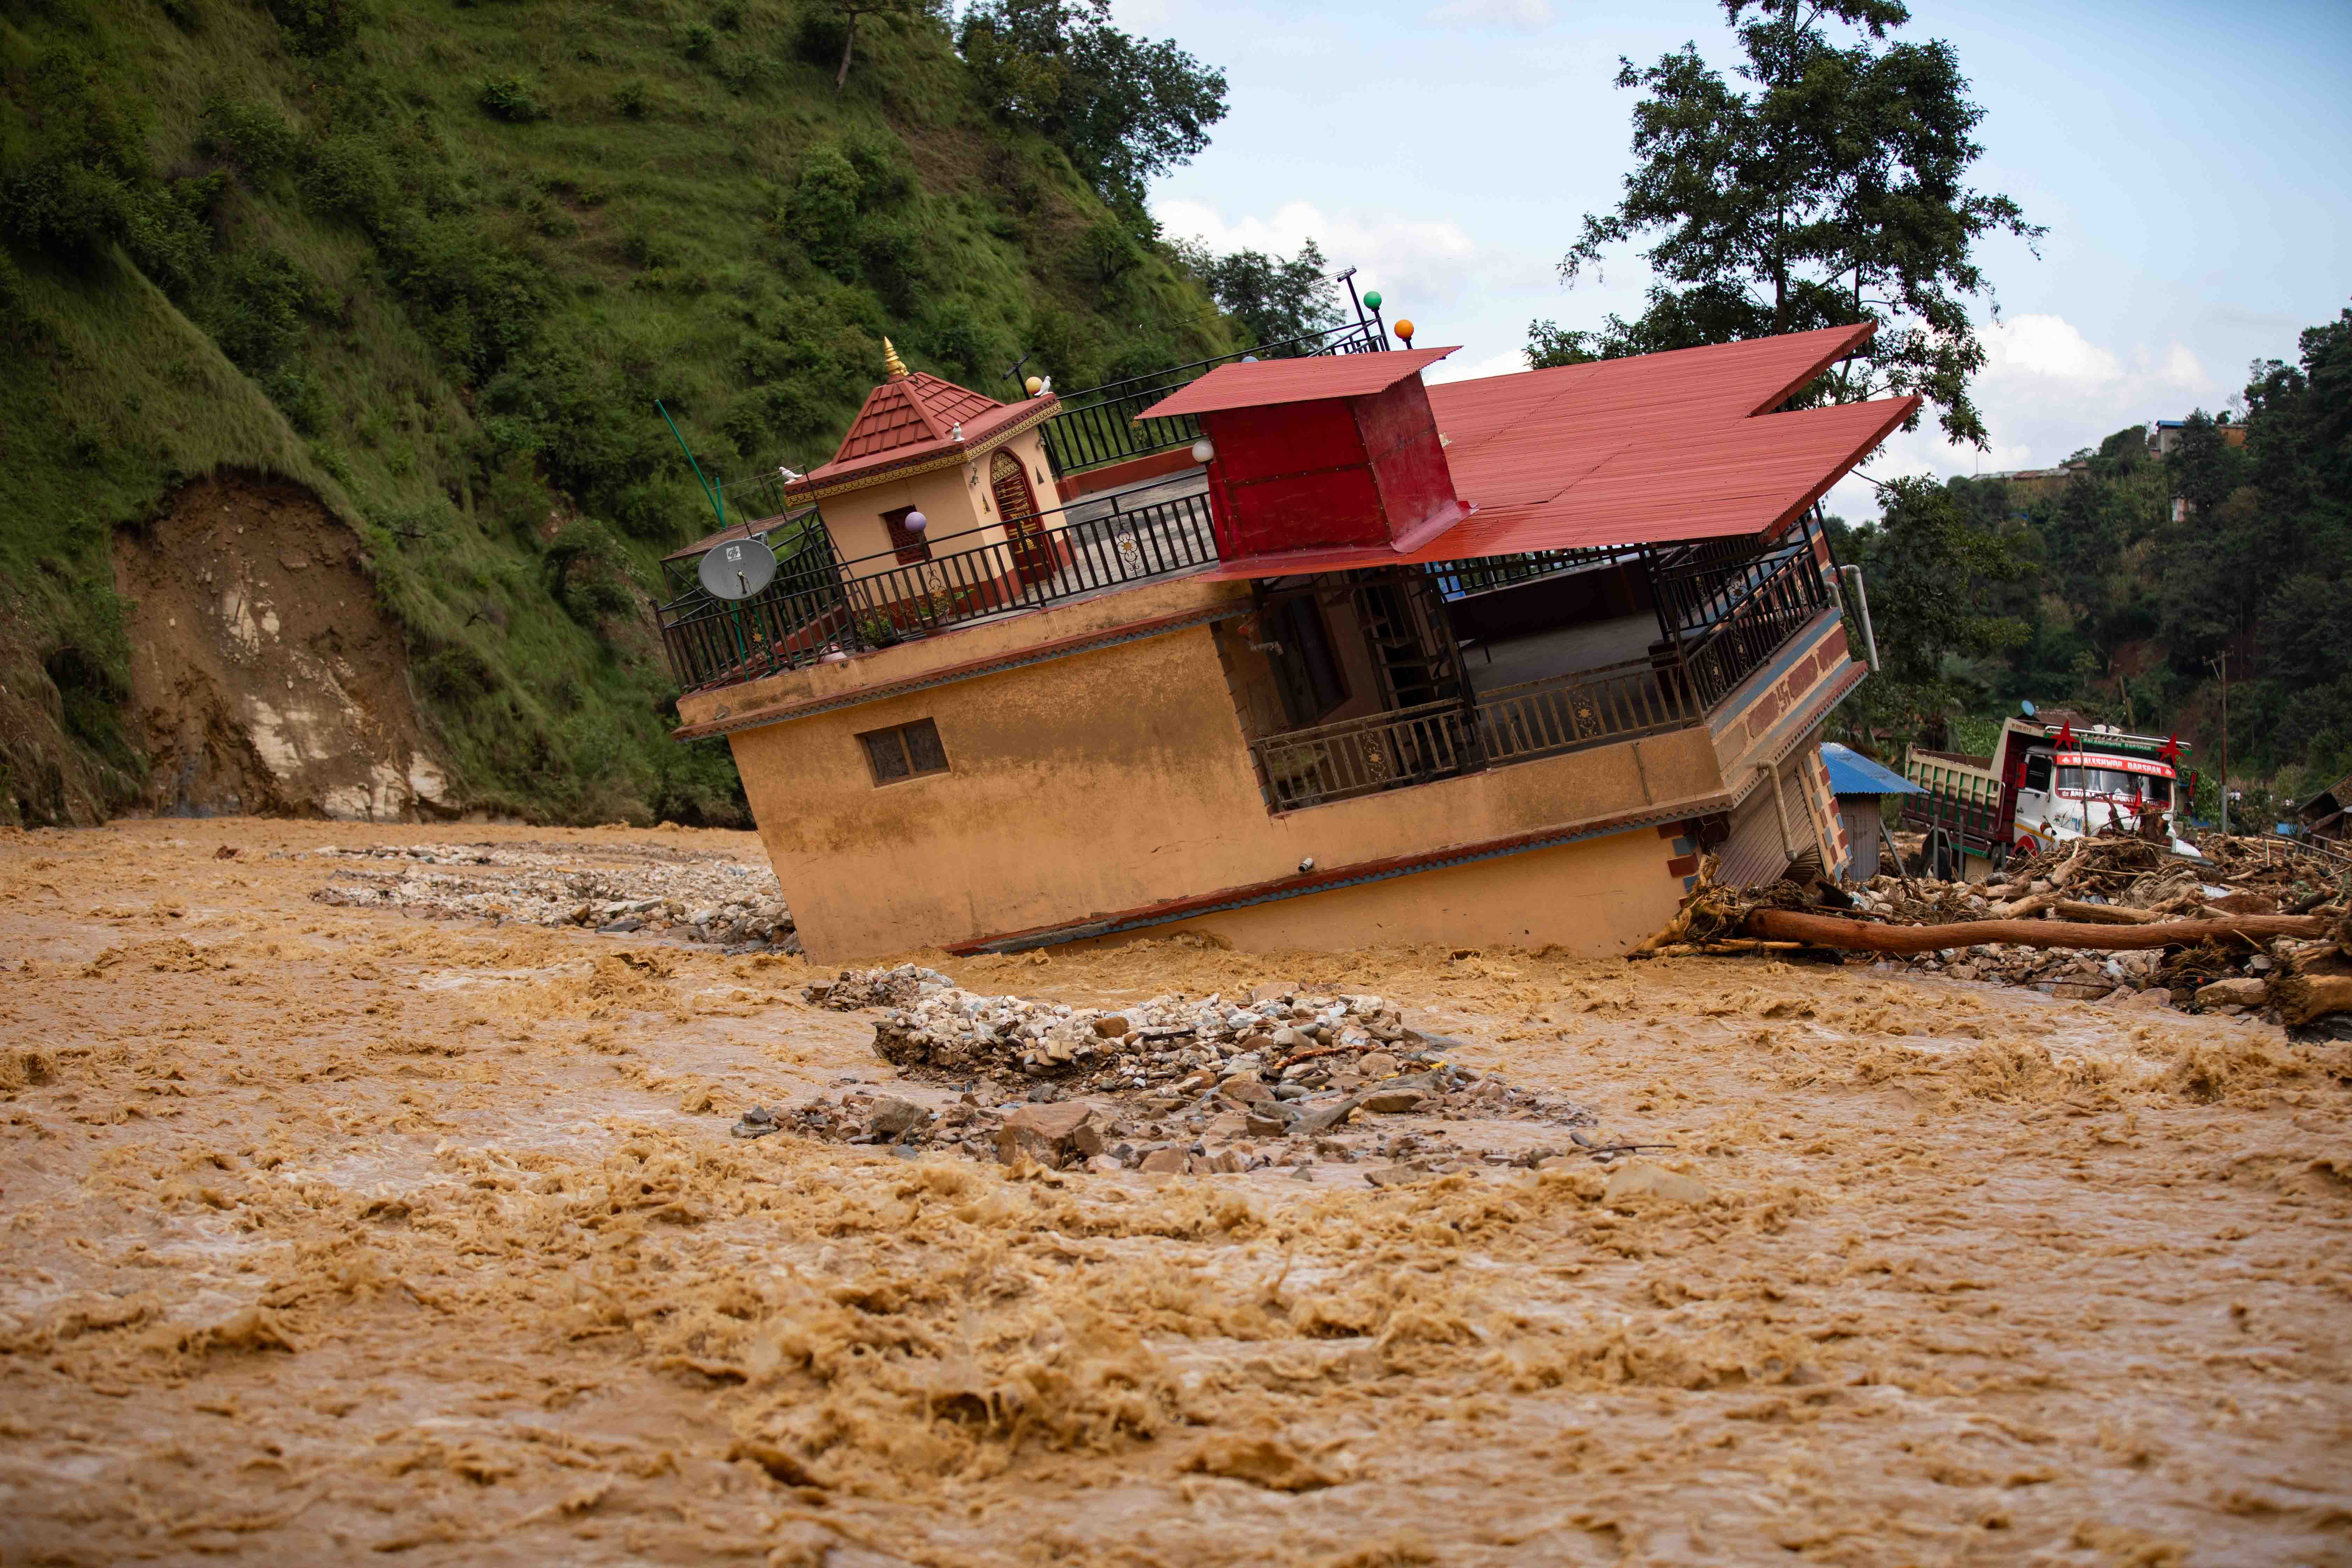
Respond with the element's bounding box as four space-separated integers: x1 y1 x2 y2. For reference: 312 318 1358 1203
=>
0 0 1239 827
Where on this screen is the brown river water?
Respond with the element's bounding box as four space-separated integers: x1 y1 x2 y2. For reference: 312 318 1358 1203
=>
1 820 2346 1566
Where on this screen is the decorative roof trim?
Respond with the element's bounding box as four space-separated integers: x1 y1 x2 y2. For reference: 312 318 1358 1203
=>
785 400 1057 503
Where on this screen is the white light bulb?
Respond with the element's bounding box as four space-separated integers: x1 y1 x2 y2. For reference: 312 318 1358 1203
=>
1191 439 1216 464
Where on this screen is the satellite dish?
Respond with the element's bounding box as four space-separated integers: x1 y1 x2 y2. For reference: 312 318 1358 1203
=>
698 536 777 601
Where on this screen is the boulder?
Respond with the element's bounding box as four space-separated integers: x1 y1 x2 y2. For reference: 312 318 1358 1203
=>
1361 1088 1428 1115
866 1097 930 1140
995 1101 1107 1169
2193 976 2269 1010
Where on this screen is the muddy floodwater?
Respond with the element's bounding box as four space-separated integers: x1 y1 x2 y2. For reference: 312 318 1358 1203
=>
2 820 2347 1566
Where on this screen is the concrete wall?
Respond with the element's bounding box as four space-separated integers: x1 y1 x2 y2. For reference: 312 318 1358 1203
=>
817 428 1056 567
724 601 1728 960
1135 826 1688 955
693 582 1861 964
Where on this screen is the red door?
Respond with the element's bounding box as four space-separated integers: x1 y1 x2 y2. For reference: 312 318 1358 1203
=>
991 451 1054 586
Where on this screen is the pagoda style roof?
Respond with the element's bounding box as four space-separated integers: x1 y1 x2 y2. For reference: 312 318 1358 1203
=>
785 345 1056 501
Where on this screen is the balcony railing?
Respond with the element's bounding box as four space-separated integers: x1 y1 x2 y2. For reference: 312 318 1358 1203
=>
1246 540 1836 812
1252 698 1479 811
658 482 1219 694
1478 657 1696 763
1251 657 1700 812
1041 319 1390 475
1669 533 1836 709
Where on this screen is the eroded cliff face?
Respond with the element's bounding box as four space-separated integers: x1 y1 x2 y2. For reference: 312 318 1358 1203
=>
111 475 449 820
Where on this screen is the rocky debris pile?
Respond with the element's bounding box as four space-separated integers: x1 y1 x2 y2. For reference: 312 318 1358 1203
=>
1854 834 2352 1031
308 840 797 951
778 966 1604 1179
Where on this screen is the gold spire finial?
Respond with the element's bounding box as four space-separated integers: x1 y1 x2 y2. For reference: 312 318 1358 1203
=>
882 336 909 381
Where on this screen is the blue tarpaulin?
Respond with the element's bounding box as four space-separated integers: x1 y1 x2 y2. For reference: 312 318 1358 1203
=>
1821 742 1923 797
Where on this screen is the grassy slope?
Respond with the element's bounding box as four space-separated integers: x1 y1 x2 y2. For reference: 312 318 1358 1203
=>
0 0 1235 827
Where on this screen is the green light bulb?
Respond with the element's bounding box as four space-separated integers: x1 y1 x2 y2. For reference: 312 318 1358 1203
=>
1363 290 1382 310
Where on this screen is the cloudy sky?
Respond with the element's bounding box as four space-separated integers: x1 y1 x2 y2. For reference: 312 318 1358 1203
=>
1114 0 2352 520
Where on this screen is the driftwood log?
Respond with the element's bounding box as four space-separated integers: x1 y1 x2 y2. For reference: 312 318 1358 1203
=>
2273 973 2352 1029
1743 909 2337 955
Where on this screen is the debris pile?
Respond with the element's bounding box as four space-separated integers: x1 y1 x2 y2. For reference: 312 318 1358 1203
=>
783 965 1608 1179
1643 831 2352 1034
307 841 796 951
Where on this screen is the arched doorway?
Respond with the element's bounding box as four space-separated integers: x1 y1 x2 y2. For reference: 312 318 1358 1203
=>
990 449 1054 587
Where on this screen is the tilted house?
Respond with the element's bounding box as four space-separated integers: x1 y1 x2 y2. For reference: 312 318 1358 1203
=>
661 321 1914 962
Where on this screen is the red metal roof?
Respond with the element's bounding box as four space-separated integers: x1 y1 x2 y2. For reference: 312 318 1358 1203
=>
1203 323 1913 577
788 371 1053 494
1133 346 1460 419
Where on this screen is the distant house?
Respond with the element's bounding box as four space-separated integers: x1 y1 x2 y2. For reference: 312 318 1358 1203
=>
2147 418 2248 456
660 320 1913 962
2300 772 2352 844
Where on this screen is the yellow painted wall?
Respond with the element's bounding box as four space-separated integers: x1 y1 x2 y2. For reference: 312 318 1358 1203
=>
1123 826 1684 956
816 429 1055 568
727 609 1734 961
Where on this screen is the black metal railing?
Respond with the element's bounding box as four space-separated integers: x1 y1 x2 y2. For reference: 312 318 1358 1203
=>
1477 657 1695 764
658 479 1220 694
1040 318 1389 475
1248 657 1700 812
1429 546 1631 600
1245 546 1836 812
1251 698 1478 811
1668 535 1837 709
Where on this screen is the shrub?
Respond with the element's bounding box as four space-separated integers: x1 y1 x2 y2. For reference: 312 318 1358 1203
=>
477 75 544 122
790 144 861 274
196 97 300 181
299 132 400 229
414 643 500 703
612 78 650 118
262 0 357 55
681 21 717 59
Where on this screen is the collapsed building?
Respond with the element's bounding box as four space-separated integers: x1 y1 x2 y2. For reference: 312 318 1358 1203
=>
660 314 1914 962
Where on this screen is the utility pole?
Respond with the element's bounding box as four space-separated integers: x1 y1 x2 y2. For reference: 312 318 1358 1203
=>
2208 652 2230 838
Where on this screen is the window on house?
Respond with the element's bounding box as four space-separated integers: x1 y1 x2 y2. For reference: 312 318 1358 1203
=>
1263 594 1348 727
858 718 949 784
882 505 931 566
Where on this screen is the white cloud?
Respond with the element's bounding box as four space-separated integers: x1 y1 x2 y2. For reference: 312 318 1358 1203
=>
1985 313 2123 383
1154 196 1529 319
1423 0 1553 29
1424 348 1530 384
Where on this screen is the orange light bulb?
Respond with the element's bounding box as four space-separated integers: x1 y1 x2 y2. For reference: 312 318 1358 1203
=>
1394 318 1415 345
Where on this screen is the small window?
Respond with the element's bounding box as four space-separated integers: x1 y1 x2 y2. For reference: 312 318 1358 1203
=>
2023 753 2053 792
882 505 931 566
1264 594 1348 727
858 718 949 784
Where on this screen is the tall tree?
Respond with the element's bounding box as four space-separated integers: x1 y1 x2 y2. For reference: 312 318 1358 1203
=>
1171 237 1342 350
1835 475 2028 749
819 0 932 93
1527 0 2041 448
957 0 1227 214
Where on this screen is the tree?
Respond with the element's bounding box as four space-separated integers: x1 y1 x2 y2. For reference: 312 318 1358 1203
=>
1838 475 2027 747
1172 237 1341 349
817 0 932 93
1527 0 2041 448
957 0 1227 213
